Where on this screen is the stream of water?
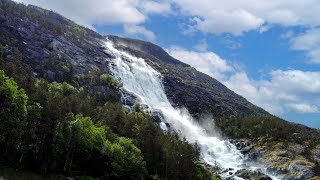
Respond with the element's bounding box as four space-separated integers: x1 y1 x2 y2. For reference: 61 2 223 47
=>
105 40 279 179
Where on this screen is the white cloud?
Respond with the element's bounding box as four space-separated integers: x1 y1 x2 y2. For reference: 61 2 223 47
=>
167 46 234 81
14 0 320 64
224 70 320 115
168 47 320 115
14 0 146 27
13 0 170 40
259 24 272 34
124 24 156 41
172 0 320 35
287 103 319 114
193 9 264 36
142 1 172 15
290 28 320 63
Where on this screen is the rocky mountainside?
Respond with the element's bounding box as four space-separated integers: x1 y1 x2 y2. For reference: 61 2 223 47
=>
1 0 320 179
108 35 270 118
0 0 111 81
0 0 269 119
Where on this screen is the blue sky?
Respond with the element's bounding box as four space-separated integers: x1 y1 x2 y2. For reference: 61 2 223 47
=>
15 0 320 128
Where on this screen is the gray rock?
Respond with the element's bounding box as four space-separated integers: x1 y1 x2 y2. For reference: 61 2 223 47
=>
121 90 137 107
286 160 314 180
235 169 272 180
314 146 320 164
150 110 165 123
46 70 56 80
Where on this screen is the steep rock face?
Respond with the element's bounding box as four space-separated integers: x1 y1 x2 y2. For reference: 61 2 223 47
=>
0 0 123 99
0 0 111 82
108 35 270 118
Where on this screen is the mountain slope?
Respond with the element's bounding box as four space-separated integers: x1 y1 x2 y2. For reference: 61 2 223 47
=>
108 35 270 118
1 0 269 119
1 0 320 179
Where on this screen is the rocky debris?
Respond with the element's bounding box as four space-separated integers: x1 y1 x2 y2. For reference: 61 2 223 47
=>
284 160 315 180
233 169 272 180
230 139 319 179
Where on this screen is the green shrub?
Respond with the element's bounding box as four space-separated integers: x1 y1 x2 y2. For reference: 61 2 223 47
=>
99 74 122 89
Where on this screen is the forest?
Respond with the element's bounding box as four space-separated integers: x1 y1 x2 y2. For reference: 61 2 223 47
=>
0 46 212 179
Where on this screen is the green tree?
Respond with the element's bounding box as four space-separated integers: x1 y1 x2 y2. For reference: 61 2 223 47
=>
53 114 147 179
0 70 27 161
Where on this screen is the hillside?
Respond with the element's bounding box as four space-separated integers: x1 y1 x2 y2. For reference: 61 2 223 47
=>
0 0 320 179
108 35 270 118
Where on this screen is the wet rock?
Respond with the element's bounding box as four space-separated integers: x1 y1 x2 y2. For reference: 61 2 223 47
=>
241 146 253 154
248 147 265 161
150 110 165 123
121 91 137 107
266 166 288 175
235 169 272 180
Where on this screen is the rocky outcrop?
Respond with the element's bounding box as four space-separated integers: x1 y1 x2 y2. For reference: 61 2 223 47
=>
0 0 112 88
232 139 318 179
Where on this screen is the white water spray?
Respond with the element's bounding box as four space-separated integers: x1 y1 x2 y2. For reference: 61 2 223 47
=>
105 40 278 179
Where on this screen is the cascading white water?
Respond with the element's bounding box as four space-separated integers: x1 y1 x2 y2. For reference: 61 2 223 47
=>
105 40 279 179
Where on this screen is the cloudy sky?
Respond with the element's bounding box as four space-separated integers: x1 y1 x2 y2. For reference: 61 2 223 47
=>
14 0 320 128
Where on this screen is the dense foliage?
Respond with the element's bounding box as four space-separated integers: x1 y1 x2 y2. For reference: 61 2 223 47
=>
0 45 212 179
0 70 27 162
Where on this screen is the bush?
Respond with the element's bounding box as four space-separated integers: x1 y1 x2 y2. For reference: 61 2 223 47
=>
99 74 122 89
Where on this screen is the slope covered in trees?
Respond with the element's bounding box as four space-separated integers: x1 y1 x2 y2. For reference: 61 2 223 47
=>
0 41 211 179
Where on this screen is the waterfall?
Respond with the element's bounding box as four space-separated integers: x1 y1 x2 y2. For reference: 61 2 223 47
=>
104 40 279 179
